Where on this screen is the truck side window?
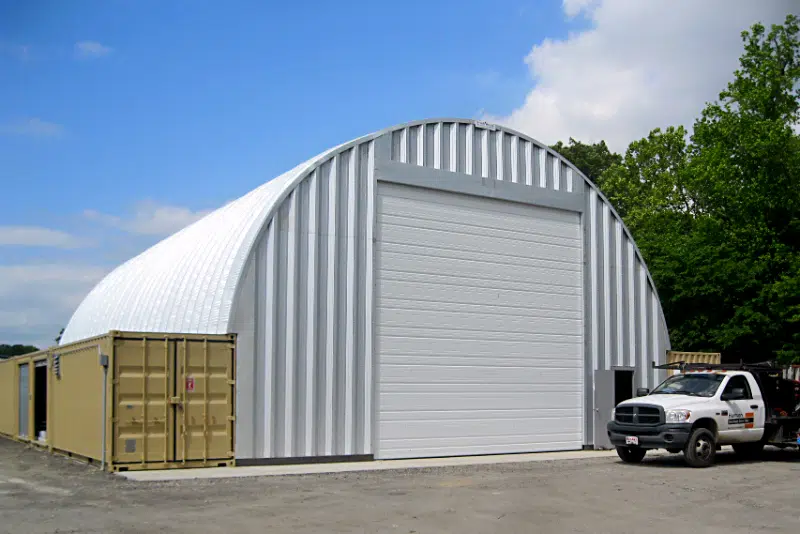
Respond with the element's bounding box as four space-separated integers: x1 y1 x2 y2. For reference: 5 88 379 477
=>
722 376 752 399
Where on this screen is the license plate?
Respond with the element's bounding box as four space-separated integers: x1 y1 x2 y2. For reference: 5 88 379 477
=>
625 436 639 446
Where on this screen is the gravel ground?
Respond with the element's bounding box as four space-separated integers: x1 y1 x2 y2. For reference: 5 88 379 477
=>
1 438 799 534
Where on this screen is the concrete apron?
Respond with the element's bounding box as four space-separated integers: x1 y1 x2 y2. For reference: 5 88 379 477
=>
117 449 665 482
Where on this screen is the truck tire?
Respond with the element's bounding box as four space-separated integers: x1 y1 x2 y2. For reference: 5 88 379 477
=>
683 428 716 468
616 446 646 464
732 441 765 458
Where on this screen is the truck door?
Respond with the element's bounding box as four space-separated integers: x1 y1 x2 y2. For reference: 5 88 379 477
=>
719 375 764 443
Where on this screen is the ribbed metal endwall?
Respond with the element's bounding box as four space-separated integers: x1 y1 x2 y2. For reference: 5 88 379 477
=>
231 119 669 459
234 141 375 458
586 188 667 388
390 122 575 192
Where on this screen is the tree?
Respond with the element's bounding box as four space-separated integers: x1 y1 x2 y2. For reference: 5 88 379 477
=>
603 15 800 363
0 344 40 359
600 126 695 226
550 138 622 188
686 15 800 362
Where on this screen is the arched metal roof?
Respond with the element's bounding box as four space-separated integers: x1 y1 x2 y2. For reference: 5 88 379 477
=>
60 118 664 345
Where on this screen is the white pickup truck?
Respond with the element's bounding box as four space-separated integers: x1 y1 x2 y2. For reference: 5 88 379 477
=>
606 362 800 467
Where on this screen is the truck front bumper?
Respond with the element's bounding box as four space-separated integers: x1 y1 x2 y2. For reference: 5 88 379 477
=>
607 421 693 450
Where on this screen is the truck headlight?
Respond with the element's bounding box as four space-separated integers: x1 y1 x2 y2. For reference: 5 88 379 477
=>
665 409 691 423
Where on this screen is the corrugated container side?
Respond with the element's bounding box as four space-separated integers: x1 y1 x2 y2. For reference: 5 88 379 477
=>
49 335 113 463
0 358 19 436
666 351 722 375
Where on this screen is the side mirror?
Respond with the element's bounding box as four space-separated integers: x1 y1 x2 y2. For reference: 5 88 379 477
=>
636 387 650 397
722 387 745 401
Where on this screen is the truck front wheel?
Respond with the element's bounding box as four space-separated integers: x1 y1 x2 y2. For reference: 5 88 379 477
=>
684 428 716 468
616 446 646 464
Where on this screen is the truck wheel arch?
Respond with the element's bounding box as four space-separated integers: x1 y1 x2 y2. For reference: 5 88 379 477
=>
691 418 718 438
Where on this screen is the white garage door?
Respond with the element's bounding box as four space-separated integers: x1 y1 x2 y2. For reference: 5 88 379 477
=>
376 182 584 459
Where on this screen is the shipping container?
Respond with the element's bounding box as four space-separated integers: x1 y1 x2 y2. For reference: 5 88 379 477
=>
0 331 236 471
665 351 722 376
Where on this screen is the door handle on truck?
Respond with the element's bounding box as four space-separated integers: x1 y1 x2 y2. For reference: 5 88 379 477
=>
750 405 758 409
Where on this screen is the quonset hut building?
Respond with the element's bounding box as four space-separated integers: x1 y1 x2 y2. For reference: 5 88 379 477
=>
61 119 669 462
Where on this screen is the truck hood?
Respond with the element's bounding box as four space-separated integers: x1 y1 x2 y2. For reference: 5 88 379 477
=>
618 394 713 410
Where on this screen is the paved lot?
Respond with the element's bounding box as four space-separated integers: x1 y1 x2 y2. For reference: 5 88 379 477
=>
1 438 799 534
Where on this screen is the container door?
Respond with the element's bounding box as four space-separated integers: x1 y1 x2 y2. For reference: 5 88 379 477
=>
113 338 175 465
175 339 235 463
18 363 29 438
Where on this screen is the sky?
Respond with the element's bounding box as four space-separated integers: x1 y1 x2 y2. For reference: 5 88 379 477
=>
0 0 797 348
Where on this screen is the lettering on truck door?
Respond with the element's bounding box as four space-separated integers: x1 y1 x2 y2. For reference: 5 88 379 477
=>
719 375 763 443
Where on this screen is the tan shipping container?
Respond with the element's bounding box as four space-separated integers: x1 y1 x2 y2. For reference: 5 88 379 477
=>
665 351 722 375
0 331 236 472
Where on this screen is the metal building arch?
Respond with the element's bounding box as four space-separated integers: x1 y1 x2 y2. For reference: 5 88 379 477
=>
61 118 670 459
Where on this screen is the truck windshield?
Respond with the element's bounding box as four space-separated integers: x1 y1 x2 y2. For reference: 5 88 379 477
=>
650 373 725 397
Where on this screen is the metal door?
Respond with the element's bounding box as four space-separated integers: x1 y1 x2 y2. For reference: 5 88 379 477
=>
112 336 235 467
375 183 585 458
175 339 235 463
114 337 175 465
18 363 29 438
594 370 615 449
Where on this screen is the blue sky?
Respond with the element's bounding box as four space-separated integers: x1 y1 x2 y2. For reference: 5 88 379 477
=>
1 0 792 347
2 0 575 225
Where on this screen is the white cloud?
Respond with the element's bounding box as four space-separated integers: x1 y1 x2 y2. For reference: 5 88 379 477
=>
0 226 89 249
487 0 798 152
0 200 215 347
562 0 598 18
0 118 63 137
74 40 113 59
0 264 109 348
84 200 214 237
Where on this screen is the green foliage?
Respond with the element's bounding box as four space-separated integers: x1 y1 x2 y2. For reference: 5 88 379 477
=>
0 344 40 359
549 138 622 187
553 15 800 363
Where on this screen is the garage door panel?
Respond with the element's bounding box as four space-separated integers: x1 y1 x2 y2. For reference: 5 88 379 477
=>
380 353 582 368
381 364 581 384
381 229 582 266
379 308 581 336
381 295 583 319
380 436 582 458
381 393 583 412
380 327 580 345
380 253 581 288
381 216 582 251
377 183 584 459
381 414 581 435
380 241 582 278
380 190 580 235
381 271 582 297
380 336 582 356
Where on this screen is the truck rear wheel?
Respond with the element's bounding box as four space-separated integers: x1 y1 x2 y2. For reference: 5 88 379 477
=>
616 446 646 464
683 428 716 468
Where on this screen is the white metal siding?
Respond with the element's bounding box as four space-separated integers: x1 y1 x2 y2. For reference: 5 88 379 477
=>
376 183 584 459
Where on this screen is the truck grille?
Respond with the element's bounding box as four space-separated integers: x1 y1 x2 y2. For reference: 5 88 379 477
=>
615 405 663 425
